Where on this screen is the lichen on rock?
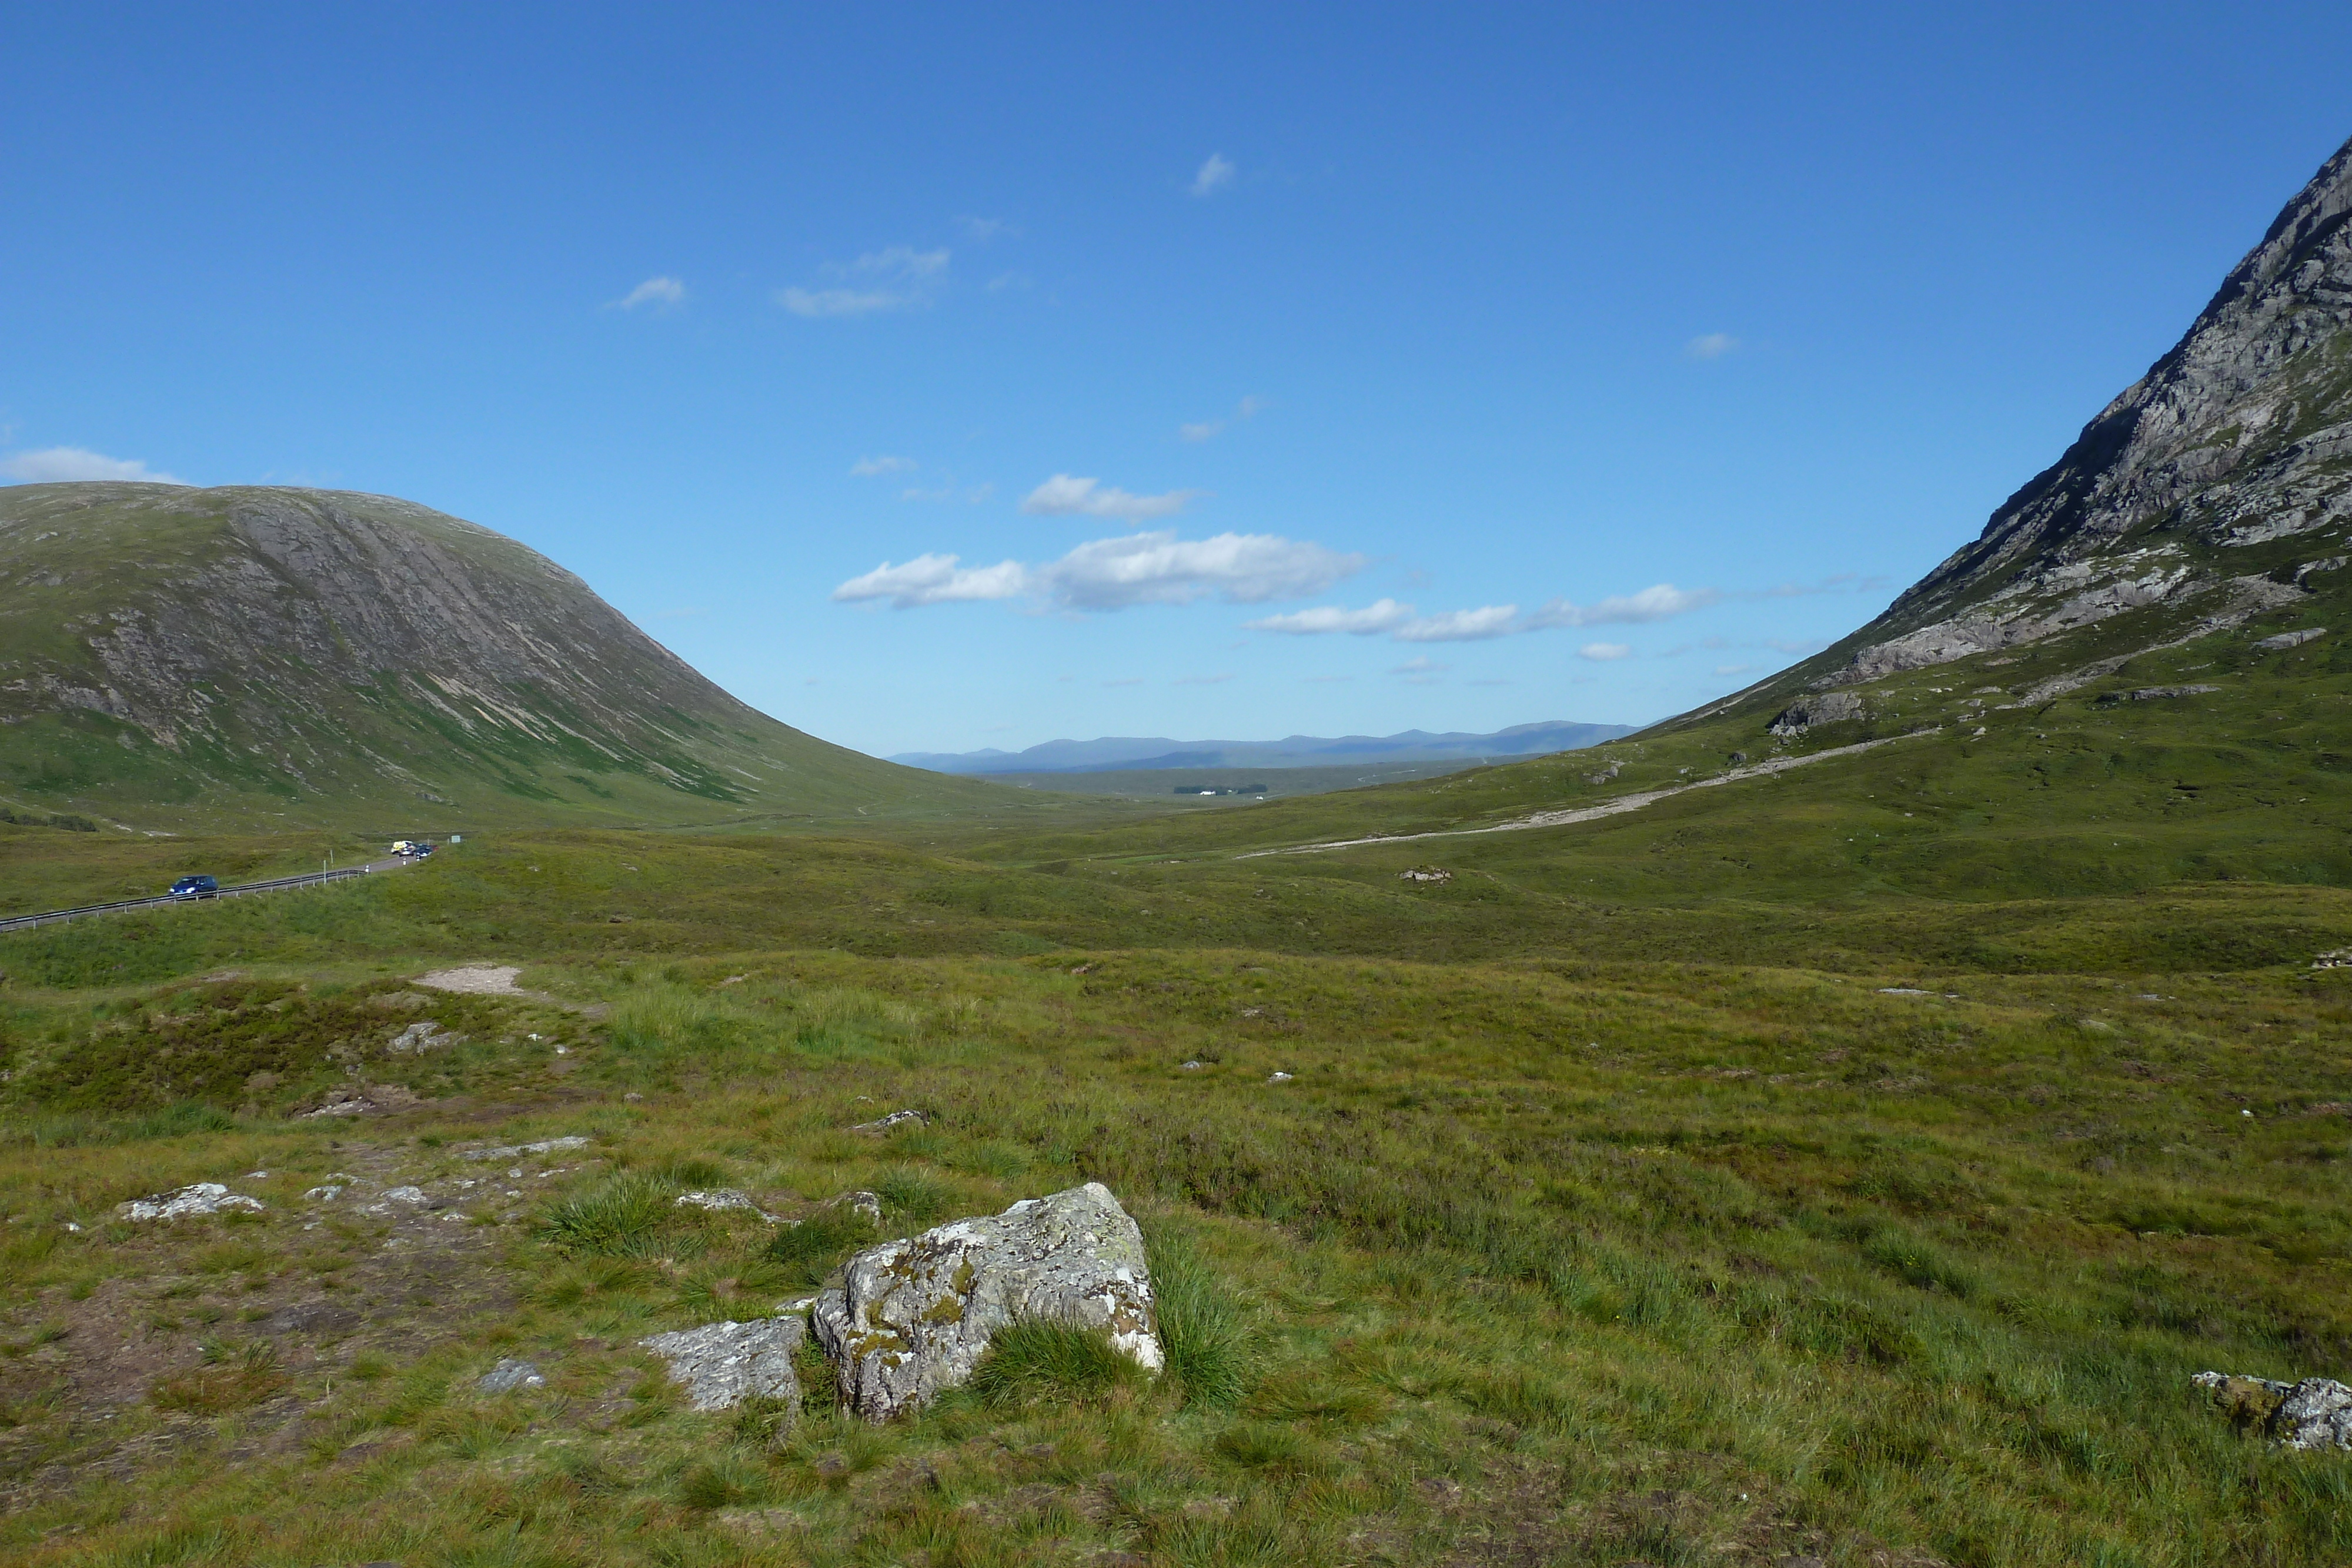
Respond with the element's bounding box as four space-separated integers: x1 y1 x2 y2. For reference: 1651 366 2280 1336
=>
642 1317 806 1415
810 1181 1160 1422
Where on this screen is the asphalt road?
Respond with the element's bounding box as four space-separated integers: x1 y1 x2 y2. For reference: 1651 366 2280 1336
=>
0 854 421 935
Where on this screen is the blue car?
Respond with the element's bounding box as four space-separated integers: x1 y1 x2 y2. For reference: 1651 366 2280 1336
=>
168 875 219 900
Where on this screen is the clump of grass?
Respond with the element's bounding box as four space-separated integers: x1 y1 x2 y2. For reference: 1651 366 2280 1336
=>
151 1340 286 1413
539 1173 701 1259
872 1166 950 1228
678 1452 768 1510
1148 1232 1257 1407
764 1204 879 1284
968 1320 1148 1409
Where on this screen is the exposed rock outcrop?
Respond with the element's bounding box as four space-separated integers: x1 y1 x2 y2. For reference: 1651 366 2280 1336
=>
810 1182 1160 1422
1769 691 1865 737
2194 1371 2352 1449
642 1318 806 1415
115 1183 265 1221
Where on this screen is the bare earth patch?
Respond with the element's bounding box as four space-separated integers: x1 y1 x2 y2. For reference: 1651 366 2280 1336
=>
415 965 532 997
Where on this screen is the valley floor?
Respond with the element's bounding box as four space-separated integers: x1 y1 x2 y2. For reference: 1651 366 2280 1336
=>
0 823 2349 1566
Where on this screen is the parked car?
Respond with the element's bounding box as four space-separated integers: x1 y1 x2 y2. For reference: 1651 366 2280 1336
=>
168 875 219 900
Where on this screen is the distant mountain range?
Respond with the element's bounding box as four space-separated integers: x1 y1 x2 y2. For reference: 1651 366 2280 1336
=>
891 720 1636 775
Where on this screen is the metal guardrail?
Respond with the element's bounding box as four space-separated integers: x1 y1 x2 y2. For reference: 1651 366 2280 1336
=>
0 861 402 935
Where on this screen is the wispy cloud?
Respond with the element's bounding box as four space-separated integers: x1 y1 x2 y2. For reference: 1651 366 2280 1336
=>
1525 583 1720 628
1391 656 1447 674
0 447 188 485
1021 473 1199 524
956 216 1018 242
610 276 686 312
1765 637 1831 655
851 455 916 476
1180 393 1268 443
830 553 1027 609
1190 153 1236 196
1578 643 1632 661
1246 597 1520 643
1244 599 1414 636
833 530 1362 614
780 246 950 317
1174 673 1237 685
1395 605 1518 643
1686 332 1739 360
1714 663 1753 677
1045 531 1359 609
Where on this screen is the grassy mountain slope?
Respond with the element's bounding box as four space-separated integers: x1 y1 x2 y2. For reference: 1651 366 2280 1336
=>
0 483 1028 833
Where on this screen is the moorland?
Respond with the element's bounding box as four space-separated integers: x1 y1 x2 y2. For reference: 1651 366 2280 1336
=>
2 129 2351 1568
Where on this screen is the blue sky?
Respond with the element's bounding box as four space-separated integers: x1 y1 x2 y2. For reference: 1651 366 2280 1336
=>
5 5 2350 758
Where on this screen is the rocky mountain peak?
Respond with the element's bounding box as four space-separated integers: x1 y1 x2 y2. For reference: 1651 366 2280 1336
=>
1802 133 2352 692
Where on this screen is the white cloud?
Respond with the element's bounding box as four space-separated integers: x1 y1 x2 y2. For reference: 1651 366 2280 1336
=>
1395 605 1519 643
1178 393 1267 443
1175 673 1237 685
900 484 955 503
1044 530 1361 609
1578 643 1632 661
1525 583 1720 628
831 529 1361 614
1191 153 1236 196
956 216 1017 242
830 552 1027 609
1686 332 1739 360
1765 637 1831 655
851 455 916 476
781 246 950 317
1244 599 1414 636
0 447 188 485
1021 473 1198 523
611 276 686 311
1713 663 1753 677
1391 656 1447 674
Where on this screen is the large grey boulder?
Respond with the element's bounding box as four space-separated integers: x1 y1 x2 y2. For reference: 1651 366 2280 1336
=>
642 1318 806 1415
810 1181 1160 1421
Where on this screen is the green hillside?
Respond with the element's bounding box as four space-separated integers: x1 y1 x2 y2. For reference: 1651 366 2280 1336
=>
0 483 1035 834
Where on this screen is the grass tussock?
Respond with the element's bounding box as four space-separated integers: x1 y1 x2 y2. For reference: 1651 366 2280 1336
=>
967 1320 1150 1409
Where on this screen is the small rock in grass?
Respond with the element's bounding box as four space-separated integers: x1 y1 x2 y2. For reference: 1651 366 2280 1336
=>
641 1318 804 1415
851 1109 925 1135
387 1019 465 1054
460 1135 589 1161
304 1185 344 1201
811 1181 1160 1422
818 1189 884 1226
1268 1071 1294 1084
115 1183 265 1222
676 1189 784 1223
479 1358 546 1393
364 1186 433 1215
2194 1371 2352 1448
1181 1061 1206 1071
